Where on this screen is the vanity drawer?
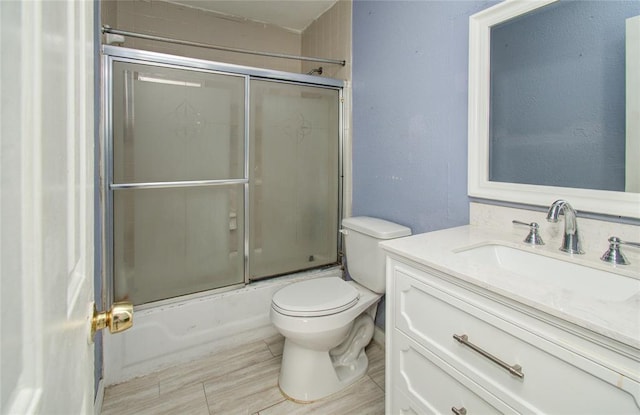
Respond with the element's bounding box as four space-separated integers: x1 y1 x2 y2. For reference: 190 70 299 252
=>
393 267 640 414
390 389 423 415
391 332 516 415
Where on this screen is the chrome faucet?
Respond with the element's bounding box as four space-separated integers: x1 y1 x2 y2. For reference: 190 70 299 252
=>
546 200 584 254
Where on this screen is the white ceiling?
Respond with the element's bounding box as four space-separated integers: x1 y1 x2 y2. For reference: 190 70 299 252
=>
166 0 339 33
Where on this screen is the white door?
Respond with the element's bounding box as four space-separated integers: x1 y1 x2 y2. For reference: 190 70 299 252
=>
1 0 96 414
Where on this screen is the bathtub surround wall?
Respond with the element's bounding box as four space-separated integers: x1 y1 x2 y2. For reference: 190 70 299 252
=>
101 0 301 73
101 0 352 80
302 3 355 311
302 0 352 81
302 2 353 216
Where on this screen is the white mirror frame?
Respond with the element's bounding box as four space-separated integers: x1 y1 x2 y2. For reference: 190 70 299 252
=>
468 0 640 219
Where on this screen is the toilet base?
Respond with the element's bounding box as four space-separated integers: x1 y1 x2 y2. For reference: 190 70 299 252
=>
278 314 374 402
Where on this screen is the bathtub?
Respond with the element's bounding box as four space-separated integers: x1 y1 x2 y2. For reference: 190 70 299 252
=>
103 267 342 385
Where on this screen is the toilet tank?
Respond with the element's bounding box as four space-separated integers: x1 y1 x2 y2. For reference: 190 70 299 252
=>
342 217 411 294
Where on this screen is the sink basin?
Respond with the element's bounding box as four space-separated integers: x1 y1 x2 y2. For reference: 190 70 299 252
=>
454 244 640 302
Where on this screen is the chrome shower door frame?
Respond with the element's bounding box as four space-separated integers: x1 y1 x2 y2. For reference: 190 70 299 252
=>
102 46 344 307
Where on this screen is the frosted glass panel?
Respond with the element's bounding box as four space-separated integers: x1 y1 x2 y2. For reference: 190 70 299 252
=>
249 80 339 279
112 62 244 183
109 56 342 304
113 185 244 305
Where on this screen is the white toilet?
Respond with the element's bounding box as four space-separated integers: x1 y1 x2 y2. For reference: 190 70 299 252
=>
270 216 411 402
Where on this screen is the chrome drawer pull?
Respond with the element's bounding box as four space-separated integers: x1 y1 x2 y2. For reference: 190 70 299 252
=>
453 334 524 379
451 406 467 415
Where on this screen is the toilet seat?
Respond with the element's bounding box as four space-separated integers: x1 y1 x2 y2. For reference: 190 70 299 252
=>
272 277 360 317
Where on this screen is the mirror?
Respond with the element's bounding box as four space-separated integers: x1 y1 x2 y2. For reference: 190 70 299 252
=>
468 0 640 218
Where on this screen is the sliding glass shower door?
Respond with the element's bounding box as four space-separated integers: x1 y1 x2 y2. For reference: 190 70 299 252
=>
249 80 340 279
111 61 246 305
108 53 342 306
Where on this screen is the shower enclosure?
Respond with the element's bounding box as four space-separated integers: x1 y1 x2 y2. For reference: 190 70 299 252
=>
104 47 343 306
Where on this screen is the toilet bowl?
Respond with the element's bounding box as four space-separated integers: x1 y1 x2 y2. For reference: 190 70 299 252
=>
271 277 379 402
270 217 411 402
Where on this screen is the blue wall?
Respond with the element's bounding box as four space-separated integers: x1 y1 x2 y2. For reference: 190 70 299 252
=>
352 0 496 328
352 0 496 234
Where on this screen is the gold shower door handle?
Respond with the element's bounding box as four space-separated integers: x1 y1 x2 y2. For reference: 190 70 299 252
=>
91 301 134 342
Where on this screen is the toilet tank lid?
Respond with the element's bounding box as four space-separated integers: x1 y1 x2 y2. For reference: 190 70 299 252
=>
341 216 411 239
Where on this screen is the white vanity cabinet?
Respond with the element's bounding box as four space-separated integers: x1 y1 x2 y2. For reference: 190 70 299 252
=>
385 257 640 415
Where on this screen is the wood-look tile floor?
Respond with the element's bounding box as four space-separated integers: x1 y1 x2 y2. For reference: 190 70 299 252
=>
101 335 385 415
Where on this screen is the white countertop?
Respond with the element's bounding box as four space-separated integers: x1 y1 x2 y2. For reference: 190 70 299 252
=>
381 225 640 350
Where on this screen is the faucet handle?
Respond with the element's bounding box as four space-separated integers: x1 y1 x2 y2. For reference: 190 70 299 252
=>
600 236 640 265
512 220 544 245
